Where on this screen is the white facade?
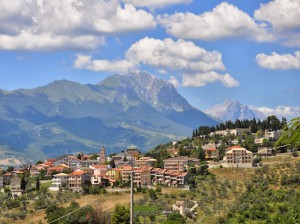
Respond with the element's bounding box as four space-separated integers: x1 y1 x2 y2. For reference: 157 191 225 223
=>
49 173 69 191
54 156 81 170
223 146 253 168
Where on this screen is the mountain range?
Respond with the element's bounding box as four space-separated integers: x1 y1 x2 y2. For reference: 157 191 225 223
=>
0 72 218 163
205 101 266 122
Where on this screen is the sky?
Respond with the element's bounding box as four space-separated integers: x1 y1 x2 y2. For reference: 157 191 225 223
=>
0 0 299 118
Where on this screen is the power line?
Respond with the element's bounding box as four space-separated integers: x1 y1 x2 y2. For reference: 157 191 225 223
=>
48 193 107 224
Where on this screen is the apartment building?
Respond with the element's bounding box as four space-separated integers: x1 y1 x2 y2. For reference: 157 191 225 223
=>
54 156 81 170
163 157 199 171
135 157 157 167
213 128 249 136
49 173 69 191
68 169 90 190
121 166 151 187
223 146 253 168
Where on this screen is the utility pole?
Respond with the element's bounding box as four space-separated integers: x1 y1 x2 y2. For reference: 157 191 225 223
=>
130 169 134 224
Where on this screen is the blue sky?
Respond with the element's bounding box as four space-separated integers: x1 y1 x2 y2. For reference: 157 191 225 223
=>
0 0 299 118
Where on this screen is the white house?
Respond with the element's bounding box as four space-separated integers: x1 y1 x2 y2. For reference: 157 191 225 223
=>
49 173 70 191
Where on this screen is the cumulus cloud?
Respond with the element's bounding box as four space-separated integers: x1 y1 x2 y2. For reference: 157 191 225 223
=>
182 72 239 88
253 106 300 118
74 37 238 88
74 54 137 73
0 31 105 51
122 0 192 9
0 0 156 50
254 0 300 31
158 2 274 41
256 51 300 70
126 37 225 72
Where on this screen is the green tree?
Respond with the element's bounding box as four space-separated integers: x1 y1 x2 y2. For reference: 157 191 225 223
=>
20 176 26 191
90 154 98 160
148 188 157 201
36 177 40 191
111 204 130 224
109 159 116 168
198 146 206 160
163 212 186 224
7 166 14 173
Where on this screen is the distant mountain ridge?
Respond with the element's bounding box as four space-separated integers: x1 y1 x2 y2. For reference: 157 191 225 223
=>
0 72 218 163
206 101 266 122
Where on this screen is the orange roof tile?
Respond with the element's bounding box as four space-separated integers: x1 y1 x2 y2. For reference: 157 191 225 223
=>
205 148 217 151
71 170 87 176
92 165 107 169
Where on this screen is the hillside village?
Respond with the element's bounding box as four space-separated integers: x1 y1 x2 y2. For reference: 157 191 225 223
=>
0 116 294 194
0 116 299 223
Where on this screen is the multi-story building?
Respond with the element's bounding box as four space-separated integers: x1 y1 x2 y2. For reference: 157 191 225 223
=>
49 173 70 191
223 146 253 168
68 169 90 190
257 147 274 158
133 168 151 187
121 166 151 187
135 157 157 167
54 156 81 170
163 157 199 171
81 160 99 167
213 128 249 136
106 168 122 181
265 130 281 141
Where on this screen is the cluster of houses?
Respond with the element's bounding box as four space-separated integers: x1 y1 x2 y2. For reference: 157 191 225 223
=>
0 147 200 193
0 128 281 194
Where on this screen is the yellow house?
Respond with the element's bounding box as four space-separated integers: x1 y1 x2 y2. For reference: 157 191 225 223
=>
106 168 122 181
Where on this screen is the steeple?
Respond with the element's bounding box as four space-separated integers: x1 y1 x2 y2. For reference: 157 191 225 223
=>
100 145 106 164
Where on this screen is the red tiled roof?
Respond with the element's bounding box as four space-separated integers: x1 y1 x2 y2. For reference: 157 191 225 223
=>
92 165 107 169
205 148 217 151
226 146 243 150
120 166 133 170
71 170 88 176
178 172 188 177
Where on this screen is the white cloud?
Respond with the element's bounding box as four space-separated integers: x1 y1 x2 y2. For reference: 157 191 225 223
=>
254 0 300 31
158 2 274 41
253 106 300 118
169 76 180 88
0 0 156 51
122 0 192 9
182 72 239 88
126 37 225 72
74 54 137 73
157 69 167 75
74 37 238 88
256 51 300 70
0 31 105 51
